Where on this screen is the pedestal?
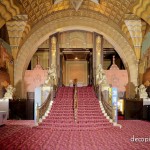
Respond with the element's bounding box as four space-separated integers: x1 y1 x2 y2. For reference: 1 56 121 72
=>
0 99 9 118
0 111 7 125
143 99 150 121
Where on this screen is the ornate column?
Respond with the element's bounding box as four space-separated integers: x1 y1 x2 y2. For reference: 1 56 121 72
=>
49 35 57 85
93 33 96 85
89 52 93 85
56 33 61 86
96 35 103 67
93 33 103 85
59 53 63 86
49 36 57 66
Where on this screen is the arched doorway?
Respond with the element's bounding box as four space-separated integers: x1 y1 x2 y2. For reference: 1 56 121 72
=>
14 10 138 97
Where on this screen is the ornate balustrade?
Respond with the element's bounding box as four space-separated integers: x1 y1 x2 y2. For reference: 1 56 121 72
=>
96 84 118 123
36 88 52 123
102 98 112 118
101 94 116 122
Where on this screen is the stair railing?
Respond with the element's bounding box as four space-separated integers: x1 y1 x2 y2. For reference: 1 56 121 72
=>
73 85 78 122
101 94 113 119
97 85 117 123
36 89 52 123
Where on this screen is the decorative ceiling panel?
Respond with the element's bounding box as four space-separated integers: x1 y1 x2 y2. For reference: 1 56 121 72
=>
17 0 136 27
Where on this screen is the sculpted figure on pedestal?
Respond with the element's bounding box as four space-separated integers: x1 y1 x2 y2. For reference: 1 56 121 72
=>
96 64 110 91
138 84 148 99
44 64 57 86
96 64 108 85
4 84 15 99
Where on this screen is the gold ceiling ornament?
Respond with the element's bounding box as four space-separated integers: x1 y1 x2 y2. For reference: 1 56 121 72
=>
70 0 100 11
52 0 100 12
90 0 100 4
53 0 63 4
53 0 100 5
70 0 83 11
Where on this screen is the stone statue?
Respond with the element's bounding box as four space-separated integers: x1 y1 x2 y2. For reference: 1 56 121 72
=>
96 64 104 84
4 85 15 99
47 64 56 79
96 64 110 91
138 84 148 99
96 64 108 85
44 64 57 86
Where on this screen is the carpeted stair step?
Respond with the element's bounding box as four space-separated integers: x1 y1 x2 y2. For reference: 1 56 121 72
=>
38 86 113 130
42 118 109 124
37 124 112 131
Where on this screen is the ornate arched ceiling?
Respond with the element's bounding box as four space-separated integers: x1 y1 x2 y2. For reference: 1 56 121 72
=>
15 0 137 27
1 0 150 29
1 0 150 50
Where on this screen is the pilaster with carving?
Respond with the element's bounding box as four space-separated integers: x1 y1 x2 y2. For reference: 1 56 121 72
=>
124 17 146 61
6 14 29 59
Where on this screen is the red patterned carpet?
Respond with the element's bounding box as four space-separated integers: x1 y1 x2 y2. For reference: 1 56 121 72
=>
0 87 150 149
0 120 150 150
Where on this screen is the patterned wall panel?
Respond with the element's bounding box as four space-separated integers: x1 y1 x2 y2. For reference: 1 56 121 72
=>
31 51 49 70
105 70 128 93
24 65 47 93
59 31 93 48
66 61 88 86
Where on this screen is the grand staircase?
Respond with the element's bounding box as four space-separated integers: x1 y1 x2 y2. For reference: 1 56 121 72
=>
38 86 112 130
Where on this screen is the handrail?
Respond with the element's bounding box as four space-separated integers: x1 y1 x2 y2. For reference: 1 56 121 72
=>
101 95 113 119
73 85 78 122
99 86 117 123
36 90 52 123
